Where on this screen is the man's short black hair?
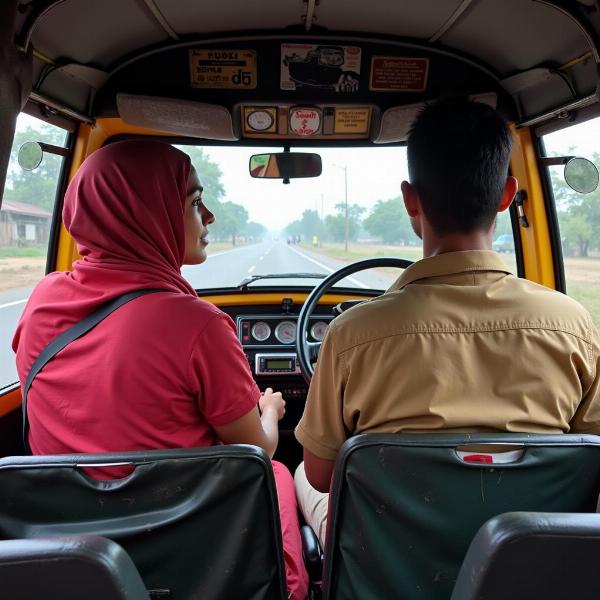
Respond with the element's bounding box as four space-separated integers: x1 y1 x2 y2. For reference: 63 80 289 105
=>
407 98 513 235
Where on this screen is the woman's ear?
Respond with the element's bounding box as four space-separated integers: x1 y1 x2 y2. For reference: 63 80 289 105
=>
498 176 518 212
401 181 421 218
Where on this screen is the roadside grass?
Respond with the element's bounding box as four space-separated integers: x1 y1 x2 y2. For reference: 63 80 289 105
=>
302 243 600 328
566 282 600 330
301 242 423 262
0 246 46 258
207 241 253 254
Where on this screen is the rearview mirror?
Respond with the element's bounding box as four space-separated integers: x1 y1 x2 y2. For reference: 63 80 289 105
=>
249 152 322 179
564 157 599 194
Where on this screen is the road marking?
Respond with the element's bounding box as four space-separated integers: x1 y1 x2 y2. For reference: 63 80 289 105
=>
248 265 256 273
0 298 28 310
286 246 368 289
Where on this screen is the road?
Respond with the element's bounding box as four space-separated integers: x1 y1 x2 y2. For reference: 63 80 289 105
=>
0 242 401 386
182 241 397 289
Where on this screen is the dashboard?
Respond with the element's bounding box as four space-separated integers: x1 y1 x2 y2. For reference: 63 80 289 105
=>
219 297 336 431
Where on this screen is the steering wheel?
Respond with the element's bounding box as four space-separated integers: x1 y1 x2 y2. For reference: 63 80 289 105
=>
296 257 414 383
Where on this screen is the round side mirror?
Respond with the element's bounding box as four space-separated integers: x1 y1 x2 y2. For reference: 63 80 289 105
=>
18 141 44 171
564 157 599 194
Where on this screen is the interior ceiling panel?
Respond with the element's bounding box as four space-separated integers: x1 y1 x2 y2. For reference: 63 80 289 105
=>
441 0 592 74
156 0 305 34
27 0 594 76
31 0 169 68
313 0 466 40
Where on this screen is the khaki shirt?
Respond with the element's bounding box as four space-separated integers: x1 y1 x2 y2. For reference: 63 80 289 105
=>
295 250 600 460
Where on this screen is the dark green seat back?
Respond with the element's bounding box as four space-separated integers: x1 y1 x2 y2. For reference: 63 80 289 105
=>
451 512 600 600
323 433 600 600
0 535 149 600
0 446 287 600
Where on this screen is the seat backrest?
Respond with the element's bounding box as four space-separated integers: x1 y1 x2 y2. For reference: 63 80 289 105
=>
0 445 287 600
322 433 600 600
0 535 148 600
451 512 600 600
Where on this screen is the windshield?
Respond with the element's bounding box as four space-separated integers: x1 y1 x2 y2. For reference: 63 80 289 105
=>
177 144 422 291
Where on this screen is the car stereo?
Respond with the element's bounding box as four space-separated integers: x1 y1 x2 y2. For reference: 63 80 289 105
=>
255 353 301 375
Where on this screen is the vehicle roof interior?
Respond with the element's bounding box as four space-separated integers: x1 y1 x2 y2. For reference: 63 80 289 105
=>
12 0 600 132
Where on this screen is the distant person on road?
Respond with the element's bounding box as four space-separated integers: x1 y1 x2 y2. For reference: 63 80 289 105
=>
13 140 308 600
294 98 600 548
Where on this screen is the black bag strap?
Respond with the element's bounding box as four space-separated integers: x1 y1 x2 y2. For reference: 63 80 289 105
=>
22 289 165 454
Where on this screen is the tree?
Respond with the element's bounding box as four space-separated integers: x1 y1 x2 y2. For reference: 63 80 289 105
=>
285 209 324 241
245 221 267 241
178 146 224 210
549 155 600 257
364 196 414 244
4 123 66 211
325 203 365 242
210 201 248 245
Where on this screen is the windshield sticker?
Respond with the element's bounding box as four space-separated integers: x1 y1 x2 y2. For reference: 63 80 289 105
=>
334 108 370 134
244 107 277 134
369 57 429 92
289 107 321 136
281 44 361 93
189 49 256 89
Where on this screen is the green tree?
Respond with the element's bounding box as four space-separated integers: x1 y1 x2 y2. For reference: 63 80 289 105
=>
210 201 248 245
4 123 67 211
325 203 365 242
285 209 324 242
245 221 267 241
364 196 414 244
550 155 600 257
177 146 225 211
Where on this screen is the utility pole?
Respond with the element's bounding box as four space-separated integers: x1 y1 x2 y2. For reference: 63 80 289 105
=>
344 165 349 253
330 162 349 252
320 193 324 222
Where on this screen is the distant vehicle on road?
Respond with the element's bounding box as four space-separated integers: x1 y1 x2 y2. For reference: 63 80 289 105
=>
493 234 513 253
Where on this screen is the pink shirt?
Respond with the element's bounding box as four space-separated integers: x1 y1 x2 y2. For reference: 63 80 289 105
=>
18 291 259 456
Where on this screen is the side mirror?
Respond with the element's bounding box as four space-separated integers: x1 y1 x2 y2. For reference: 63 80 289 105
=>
564 157 599 194
18 141 44 171
249 152 322 180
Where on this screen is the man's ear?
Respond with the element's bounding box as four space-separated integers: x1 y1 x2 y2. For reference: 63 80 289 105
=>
401 181 420 217
498 176 518 212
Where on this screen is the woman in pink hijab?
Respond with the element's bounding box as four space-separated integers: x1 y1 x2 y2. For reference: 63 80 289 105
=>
13 140 308 600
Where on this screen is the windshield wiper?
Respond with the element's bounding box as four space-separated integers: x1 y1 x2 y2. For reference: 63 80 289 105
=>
237 272 326 291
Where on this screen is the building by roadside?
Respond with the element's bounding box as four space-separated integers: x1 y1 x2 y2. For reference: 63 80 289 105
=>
0 199 51 246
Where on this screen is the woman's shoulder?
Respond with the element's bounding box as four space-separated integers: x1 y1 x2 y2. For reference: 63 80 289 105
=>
139 292 230 326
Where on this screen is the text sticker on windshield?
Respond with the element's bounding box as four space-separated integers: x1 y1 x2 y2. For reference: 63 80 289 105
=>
334 108 371 134
369 57 429 92
281 44 361 93
189 49 256 89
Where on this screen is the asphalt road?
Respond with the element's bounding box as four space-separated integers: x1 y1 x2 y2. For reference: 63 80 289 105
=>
0 242 405 387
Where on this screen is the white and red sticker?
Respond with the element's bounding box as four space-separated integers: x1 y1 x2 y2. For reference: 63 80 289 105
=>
289 107 321 136
369 57 429 92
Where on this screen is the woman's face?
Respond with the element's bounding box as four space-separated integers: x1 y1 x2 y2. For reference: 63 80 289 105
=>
183 167 215 265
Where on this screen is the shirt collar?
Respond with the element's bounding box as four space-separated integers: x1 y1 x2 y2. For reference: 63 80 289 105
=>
389 250 513 291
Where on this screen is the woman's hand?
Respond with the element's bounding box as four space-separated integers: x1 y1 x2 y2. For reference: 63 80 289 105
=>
260 387 286 420
214 388 286 458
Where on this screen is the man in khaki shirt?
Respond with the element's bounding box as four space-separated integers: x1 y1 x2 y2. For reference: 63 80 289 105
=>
294 98 600 546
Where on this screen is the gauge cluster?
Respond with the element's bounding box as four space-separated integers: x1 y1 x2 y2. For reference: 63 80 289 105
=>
238 315 332 347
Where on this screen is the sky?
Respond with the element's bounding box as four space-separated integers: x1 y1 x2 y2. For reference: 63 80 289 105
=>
12 111 600 232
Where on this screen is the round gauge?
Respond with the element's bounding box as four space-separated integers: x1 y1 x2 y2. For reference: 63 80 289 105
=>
275 320 297 344
251 321 271 342
247 110 274 132
310 321 329 342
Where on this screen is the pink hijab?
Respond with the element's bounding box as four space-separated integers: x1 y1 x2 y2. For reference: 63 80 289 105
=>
13 140 196 373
